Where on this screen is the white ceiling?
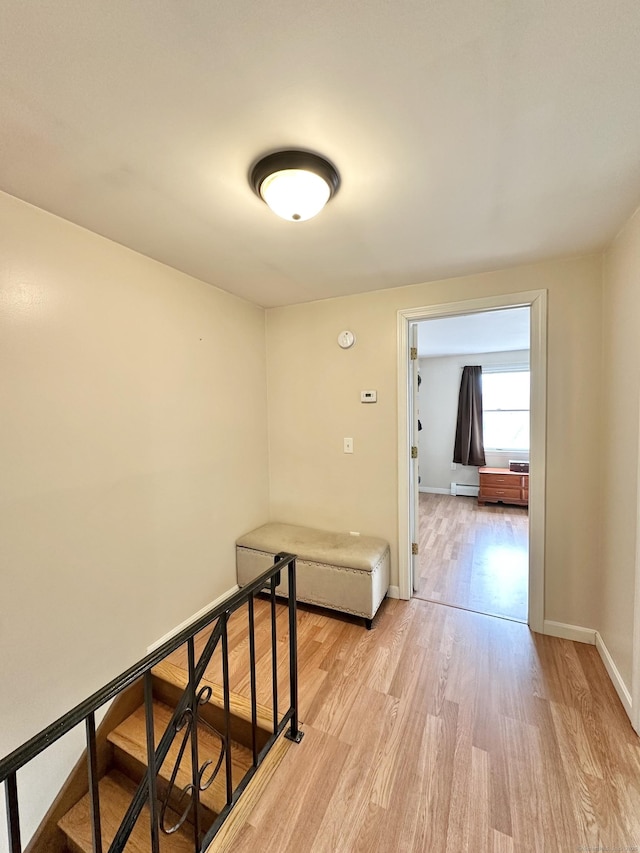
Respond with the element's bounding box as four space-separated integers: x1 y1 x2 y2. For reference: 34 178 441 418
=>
2 1 640 308
417 307 530 358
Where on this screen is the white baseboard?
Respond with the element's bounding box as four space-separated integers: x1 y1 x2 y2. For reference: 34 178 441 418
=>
543 620 633 723
419 486 450 494
543 620 596 644
595 631 633 718
387 585 401 599
147 585 240 653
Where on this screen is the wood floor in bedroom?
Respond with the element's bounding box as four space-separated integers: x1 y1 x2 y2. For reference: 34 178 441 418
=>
415 492 529 622
174 595 640 853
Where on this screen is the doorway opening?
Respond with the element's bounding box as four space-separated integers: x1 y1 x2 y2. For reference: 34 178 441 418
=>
414 308 530 622
397 290 547 633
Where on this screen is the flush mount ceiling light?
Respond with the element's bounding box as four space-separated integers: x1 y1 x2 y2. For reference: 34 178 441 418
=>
250 150 340 222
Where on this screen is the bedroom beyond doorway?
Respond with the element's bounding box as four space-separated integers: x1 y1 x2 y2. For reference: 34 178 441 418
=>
413 305 531 623
414 492 528 622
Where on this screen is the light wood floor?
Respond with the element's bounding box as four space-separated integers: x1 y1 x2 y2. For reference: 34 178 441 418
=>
416 493 529 622
169 596 640 852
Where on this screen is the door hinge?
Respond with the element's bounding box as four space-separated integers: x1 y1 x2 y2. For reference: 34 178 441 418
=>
412 542 419 555
411 446 418 459
410 347 418 360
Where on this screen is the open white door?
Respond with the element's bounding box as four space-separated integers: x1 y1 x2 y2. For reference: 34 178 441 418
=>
409 323 420 593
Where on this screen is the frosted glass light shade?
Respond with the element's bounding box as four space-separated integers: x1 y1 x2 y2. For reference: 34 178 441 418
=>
250 150 340 222
260 169 331 221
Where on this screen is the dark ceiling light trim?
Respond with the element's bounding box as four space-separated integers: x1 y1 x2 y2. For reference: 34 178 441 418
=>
249 149 340 222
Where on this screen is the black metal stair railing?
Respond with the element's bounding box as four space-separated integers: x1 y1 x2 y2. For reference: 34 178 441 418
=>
0 552 303 853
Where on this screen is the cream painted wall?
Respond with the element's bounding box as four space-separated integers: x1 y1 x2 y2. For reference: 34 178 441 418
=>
0 192 616 839
0 192 270 839
266 255 603 629
601 205 640 690
418 350 530 492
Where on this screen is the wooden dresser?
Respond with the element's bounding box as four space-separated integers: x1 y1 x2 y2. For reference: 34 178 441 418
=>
478 467 528 508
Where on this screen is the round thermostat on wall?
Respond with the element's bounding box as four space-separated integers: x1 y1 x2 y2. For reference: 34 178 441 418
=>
337 330 355 349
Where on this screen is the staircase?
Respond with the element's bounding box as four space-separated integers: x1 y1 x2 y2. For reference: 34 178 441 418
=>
2 555 302 853
55 662 273 852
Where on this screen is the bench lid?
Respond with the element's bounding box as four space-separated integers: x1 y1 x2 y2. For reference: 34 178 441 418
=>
236 523 389 573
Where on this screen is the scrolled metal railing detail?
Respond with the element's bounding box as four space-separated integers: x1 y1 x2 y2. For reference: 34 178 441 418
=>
193 685 226 794
159 707 194 835
159 687 226 835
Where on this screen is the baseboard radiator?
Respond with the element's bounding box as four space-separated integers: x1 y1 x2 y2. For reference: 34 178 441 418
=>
450 482 479 497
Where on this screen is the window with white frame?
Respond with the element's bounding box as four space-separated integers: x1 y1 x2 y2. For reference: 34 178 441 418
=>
482 368 530 451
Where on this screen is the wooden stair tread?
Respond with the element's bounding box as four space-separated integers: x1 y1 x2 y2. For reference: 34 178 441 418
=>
108 701 253 816
152 661 274 733
57 770 193 853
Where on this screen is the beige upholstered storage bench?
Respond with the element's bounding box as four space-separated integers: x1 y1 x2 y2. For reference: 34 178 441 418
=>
236 523 390 628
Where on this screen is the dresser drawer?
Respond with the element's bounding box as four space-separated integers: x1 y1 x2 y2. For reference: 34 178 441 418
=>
481 472 523 487
479 486 522 501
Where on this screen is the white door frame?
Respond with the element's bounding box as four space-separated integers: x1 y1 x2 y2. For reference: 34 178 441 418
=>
632 401 640 733
409 323 420 593
397 289 548 633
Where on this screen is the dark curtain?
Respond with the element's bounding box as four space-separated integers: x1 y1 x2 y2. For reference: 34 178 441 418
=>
453 365 486 467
